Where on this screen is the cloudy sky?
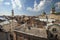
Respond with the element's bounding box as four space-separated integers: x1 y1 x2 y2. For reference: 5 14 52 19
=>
0 0 60 16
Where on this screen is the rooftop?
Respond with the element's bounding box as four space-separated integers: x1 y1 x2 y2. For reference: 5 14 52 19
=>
14 23 47 38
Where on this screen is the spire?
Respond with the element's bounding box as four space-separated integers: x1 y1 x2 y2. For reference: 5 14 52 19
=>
51 2 55 14
51 2 55 9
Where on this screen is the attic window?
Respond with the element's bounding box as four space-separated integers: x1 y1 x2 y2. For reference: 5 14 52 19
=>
52 28 57 33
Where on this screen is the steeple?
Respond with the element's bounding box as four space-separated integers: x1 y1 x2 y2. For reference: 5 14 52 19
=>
51 2 55 14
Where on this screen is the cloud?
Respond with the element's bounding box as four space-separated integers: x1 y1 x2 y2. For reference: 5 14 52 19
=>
27 0 39 11
4 2 10 5
55 2 60 9
27 7 33 11
0 0 4 4
27 0 52 12
0 0 3 2
14 0 22 9
11 0 22 9
0 11 11 16
11 0 16 9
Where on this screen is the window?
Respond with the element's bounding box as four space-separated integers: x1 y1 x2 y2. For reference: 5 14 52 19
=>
52 28 57 33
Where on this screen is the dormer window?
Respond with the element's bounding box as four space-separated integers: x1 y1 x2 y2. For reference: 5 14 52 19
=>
52 28 57 33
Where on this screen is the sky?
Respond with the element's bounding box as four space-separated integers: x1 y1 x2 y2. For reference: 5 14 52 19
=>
0 0 60 16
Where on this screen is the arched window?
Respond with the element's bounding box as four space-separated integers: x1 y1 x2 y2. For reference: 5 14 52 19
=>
52 28 57 33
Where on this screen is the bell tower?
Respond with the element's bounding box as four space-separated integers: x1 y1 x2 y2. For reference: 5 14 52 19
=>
12 9 14 17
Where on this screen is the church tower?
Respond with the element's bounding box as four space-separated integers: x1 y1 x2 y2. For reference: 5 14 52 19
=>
12 9 14 17
51 3 55 14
